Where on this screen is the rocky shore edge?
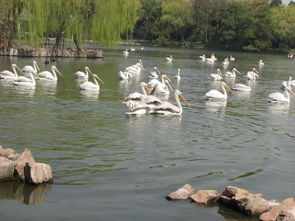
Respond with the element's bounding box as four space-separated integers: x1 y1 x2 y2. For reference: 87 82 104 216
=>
0 145 53 185
166 184 295 221
0 46 103 58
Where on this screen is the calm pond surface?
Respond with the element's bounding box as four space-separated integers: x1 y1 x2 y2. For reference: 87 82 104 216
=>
0 46 295 221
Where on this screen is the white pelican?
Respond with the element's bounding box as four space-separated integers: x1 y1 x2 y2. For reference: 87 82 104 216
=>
281 77 295 90
230 55 235 61
125 59 144 75
246 68 259 80
210 68 223 81
149 90 189 116
38 66 63 81
166 55 173 63
74 66 93 80
0 64 22 81
125 102 148 116
124 82 161 105
174 68 181 81
206 53 217 64
224 68 241 78
199 54 206 62
149 67 160 79
22 60 40 75
288 53 293 58
13 72 37 87
223 58 229 66
205 81 232 100
123 49 129 56
118 70 131 80
79 74 104 91
232 79 255 92
130 47 135 52
268 88 295 103
148 74 172 96
258 60 264 66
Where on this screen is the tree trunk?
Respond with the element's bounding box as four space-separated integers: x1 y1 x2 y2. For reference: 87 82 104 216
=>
73 33 81 51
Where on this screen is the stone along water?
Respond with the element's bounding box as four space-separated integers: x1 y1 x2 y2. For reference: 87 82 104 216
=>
0 47 295 221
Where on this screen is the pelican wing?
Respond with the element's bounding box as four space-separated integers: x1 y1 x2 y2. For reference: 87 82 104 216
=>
206 89 226 99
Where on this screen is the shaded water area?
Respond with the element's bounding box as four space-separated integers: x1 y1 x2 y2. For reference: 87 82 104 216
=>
0 46 295 221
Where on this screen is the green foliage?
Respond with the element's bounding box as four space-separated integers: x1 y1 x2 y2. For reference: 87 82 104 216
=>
0 0 141 48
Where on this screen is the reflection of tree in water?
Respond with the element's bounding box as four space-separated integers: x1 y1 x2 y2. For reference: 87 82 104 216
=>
0 182 51 205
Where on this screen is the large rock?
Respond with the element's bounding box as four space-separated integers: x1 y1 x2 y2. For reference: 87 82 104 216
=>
166 184 194 200
15 148 35 181
0 157 16 181
24 163 53 184
190 190 220 204
218 186 278 216
260 198 295 221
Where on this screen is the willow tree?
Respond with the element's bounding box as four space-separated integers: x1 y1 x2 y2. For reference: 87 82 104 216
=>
0 0 141 49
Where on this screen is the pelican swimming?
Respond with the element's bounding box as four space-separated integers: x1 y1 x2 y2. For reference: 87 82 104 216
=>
148 74 172 96
246 68 259 80
232 79 255 92
125 59 144 75
223 58 229 66
13 72 37 87
205 81 232 100
174 68 181 81
166 55 173 63
124 82 161 105
79 73 104 91
38 66 63 81
258 60 264 66
22 60 40 75
268 88 295 103
0 64 22 81
230 55 235 61
130 47 135 52
123 49 129 57
281 77 295 90
199 54 206 62
149 90 189 116
118 70 131 80
224 68 241 78
74 66 93 80
149 67 161 79
210 68 223 81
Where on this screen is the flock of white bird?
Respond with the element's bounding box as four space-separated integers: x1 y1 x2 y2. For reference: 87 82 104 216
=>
0 60 106 93
200 53 295 105
1 50 294 116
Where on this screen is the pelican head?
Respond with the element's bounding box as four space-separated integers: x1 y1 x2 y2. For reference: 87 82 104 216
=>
287 88 295 97
162 74 171 83
252 68 259 74
221 81 232 92
233 68 242 75
33 60 40 71
12 64 22 72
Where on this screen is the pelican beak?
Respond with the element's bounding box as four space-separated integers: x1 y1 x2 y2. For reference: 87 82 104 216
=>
95 75 104 84
179 95 190 107
253 68 260 75
16 66 23 72
144 85 152 94
235 69 242 75
224 84 232 92
32 72 40 79
163 75 171 83
165 80 173 91
249 78 256 85
56 68 63 77
288 89 295 97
